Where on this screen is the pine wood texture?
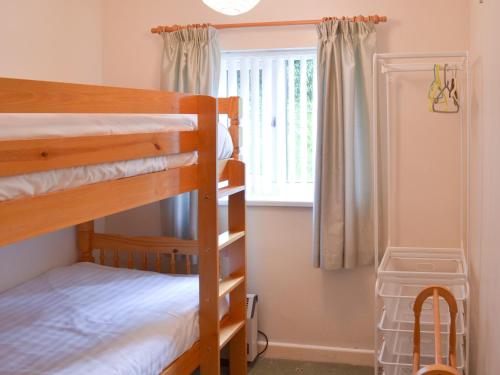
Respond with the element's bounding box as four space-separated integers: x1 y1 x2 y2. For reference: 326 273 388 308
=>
0 77 247 375
219 96 241 160
195 95 221 375
413 286 459 375
92 233 199 273
160 342 201 375
227 160 247 375
0 77 189 114
77 221 94 262
0 165 198 247
0 131 198 177
92 233 200 254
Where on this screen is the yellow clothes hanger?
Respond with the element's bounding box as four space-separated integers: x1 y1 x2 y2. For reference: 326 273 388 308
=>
432 64 459 113
428 64 447 112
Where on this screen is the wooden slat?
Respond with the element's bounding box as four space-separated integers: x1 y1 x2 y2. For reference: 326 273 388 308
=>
219 317 245 349
127 250 133 269
218 159 244 183
0 77 188 114
160 341 200 375
0 165 198 247
156 250 161 272
217 185 245 199
218 159 230 182
169 253 177 274
0 77 230 116
219 274 245 298
77 221 94 262
113 249 119 267
218 231 245 251
0 131 198 177
218 159 246 200
92 233 199 254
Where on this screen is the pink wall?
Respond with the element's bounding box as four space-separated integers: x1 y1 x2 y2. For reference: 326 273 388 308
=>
383 71 463 248
0 0 102 84
469 0 500 373
2 0 497 369
102 0 469 89
101 0 469 363
0 0 103 292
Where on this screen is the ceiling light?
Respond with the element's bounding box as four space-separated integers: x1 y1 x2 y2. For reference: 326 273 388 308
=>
202 0 260 16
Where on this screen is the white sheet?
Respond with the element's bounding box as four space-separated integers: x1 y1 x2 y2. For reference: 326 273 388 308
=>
0 114 233 201
0 262 228 375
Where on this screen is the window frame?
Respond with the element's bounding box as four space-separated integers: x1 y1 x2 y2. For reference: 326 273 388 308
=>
219 48 317 207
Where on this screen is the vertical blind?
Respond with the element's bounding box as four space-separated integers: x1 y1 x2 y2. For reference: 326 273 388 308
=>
219 49 317 199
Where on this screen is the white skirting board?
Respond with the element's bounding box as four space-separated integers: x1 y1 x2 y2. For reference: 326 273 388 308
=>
257 341 374 366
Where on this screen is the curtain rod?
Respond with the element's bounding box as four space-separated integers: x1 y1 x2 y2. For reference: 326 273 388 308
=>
151 15 388 34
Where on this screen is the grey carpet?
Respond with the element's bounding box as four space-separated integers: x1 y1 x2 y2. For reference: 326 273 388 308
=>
193 358 374 374
248 358 373 375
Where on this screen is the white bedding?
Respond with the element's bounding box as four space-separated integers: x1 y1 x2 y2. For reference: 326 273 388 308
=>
0 114 233 201
0 262 228 375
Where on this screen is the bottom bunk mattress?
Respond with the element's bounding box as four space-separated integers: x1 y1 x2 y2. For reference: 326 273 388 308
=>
0 262 227 375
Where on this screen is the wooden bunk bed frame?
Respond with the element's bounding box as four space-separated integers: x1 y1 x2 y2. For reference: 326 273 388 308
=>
0 77 247 375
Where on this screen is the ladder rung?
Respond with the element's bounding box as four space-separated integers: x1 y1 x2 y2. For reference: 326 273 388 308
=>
219 274 245 298
217 185 245 198
219 317 245 349
218 231 245 251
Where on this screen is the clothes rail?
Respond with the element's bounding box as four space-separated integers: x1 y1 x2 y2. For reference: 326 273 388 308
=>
382 63 464 73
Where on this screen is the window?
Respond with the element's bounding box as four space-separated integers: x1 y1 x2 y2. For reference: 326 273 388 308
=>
219 49 317 204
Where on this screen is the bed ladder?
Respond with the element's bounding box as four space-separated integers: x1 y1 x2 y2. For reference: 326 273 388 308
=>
199 159 247 375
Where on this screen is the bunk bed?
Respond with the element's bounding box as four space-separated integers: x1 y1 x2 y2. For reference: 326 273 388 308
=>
0 77 247 375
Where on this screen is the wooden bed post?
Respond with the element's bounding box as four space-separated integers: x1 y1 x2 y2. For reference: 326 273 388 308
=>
77 221 94 262
219 96 241 160
228 162 247 375
187 95 220 375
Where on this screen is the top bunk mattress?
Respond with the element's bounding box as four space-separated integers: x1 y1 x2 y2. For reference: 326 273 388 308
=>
0 114 234 201
0 262 228 375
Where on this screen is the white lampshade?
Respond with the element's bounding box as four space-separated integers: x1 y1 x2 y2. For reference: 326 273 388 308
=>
202 0 260 16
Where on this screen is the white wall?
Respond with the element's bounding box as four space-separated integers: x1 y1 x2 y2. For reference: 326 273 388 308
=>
101 0 469 363
469 0 500 373
0 0 103 292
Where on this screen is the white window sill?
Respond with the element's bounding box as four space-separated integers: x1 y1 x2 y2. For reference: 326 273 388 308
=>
247 199 313 208
218 197 313 208
218 182 314 208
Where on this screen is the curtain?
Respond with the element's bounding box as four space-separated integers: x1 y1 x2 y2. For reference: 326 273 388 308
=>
159 26 220 239
312 20 376 270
